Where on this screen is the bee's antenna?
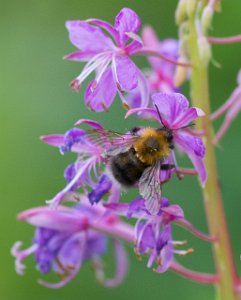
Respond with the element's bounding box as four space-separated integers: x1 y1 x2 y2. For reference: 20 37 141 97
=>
154 104 166 128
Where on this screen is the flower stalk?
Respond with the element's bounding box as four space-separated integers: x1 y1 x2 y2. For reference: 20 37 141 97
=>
186 3 238 300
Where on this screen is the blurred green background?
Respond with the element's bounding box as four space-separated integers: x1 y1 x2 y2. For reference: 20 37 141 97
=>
1 1 241 299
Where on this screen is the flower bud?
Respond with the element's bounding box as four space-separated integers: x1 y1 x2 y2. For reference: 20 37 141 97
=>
198 36 212 66
201 5 214 33
175 0 188 25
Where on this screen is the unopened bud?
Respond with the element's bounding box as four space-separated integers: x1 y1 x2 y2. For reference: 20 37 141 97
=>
174 57 189 87
175 0 188 25
198 36 212 66
186 0 197 17
201 6 214 33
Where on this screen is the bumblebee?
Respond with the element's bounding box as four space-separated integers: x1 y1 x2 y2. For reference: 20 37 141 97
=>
87 107 176 214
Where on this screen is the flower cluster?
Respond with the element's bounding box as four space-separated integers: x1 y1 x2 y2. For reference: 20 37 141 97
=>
12 7 216 289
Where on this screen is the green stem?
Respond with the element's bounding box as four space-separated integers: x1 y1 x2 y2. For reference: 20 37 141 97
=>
187 7 239 300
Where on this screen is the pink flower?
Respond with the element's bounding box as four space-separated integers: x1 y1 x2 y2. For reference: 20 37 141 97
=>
65 8 149 111
11 200 129 288
126 92 207 186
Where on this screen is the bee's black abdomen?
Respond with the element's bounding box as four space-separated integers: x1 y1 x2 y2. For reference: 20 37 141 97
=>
110 148 147 187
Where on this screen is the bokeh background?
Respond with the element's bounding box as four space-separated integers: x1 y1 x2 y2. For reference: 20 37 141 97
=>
1 1 241 299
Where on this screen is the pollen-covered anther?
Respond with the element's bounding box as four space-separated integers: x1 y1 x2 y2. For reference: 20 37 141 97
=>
122 102 131 111
157 257 163 266
101 102 109 112
170 240 187 246
70 79 80 92
175 248 194 256
116 82 124 93
134 247 142 261
90 80 97 92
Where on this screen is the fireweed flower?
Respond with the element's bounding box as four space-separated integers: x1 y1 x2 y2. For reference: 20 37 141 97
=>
105 197 213 272
65 8 149 111
126 92 207 185
11 200 129 288
41 119 118 207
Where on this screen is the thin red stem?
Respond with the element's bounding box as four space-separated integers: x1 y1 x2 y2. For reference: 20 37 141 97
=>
170 261 219 284
208 35 241 44
134 48 192 67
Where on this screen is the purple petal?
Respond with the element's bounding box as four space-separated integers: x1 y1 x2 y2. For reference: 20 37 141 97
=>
64 51 98 62
125 107 159 121
161 204 184 222
41 135 84 154
84 68 117 112
174 107 205 128
66 21 114 52
127 198 146 218
152 93 189 127
74 118 104 129
114 56 138 91
17 207 88 232
155 243 173 273
88 175 112 205
175 134 207 186
114 8 141 46
85 18 119 44
60 128 85 154
176 132 206 158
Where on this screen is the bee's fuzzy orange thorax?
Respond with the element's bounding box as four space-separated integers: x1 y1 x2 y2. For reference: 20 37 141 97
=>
133 128 171 165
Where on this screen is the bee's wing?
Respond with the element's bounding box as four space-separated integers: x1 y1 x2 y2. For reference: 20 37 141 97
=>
139 160 161 215
86 128 139 156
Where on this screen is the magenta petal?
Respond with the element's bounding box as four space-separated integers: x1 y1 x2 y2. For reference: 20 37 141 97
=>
17 207 88 232
64 51 97 62
115 56 138 91
84 68 117 112
176 132 206 158
176 134 207 186
114 8 141 46
161 204 184 219
74 119 104 129
152 93 189 126
86 18 119 44
66 21 114 52
174 107 205 128
155 243 173 273
125 107 159 121
41 135 83 154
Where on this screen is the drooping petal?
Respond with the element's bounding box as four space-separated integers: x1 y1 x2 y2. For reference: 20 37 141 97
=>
88 175 112 204
84 68 117 112
66 21 114 53
74 118 104 129
176 132 206 158
64 51 98 62
125 107 159 121
114 56 138 91
175 134 207 186
114 8 141 46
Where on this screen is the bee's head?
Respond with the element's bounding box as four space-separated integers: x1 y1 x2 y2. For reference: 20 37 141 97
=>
157 127 174 150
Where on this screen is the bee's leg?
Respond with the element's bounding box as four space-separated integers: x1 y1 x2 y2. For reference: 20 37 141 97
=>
160 164 175 170
130 127 141 135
